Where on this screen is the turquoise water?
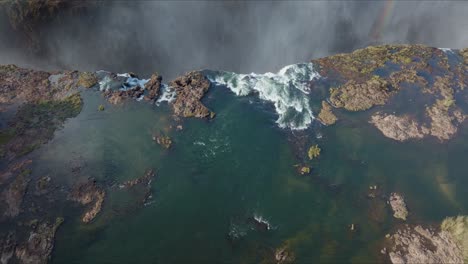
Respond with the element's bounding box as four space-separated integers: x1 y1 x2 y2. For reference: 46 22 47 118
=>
29 86 468 263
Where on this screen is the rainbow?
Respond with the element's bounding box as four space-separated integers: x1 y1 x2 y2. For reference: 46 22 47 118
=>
370 0 395 41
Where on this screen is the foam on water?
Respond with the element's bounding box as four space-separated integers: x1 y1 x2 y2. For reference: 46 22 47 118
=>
439 48 454 54
156 84 177 104
208 63 321 130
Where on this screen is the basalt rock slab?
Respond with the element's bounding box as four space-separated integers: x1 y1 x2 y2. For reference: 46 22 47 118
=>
169 71 214 119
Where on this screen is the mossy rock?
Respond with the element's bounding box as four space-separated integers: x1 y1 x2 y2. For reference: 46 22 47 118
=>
299 166 311 175
308 145 321 160
78 72 98 88
98 105 105 111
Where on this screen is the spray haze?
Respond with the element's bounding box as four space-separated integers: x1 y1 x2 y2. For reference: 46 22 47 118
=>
0 1 467 78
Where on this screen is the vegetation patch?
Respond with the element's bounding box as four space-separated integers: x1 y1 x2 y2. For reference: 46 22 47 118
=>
308 145 321 160
78 72 98 88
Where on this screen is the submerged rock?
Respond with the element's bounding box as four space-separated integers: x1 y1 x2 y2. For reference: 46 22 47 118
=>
169 71 214 119
275 245 296 264
15 218 64 264
154 134 172 149
69 179 105 223
77 72 98 88
1 168 31 218
370 113 427 141
389 193 408 221
386 224 464 264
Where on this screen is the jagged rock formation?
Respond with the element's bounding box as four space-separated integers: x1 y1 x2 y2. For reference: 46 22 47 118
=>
69 179 105 223
169 71 214 119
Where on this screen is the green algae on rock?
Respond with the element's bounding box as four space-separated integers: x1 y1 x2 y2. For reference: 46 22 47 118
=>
307 145 321 160
69 179 105 224
78 72 98 88
0 93 83 160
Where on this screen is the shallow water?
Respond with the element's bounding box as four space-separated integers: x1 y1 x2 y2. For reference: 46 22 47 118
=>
27 85 468 263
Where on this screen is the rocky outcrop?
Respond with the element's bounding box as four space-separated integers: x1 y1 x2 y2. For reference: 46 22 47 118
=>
330 76 391 111
317 101 338 125
144 73 162 101
169 71 214 119
389 193 408 221
153 134 172 149
15 218 64 264
0 65 81 104
69 179 105 223
119 169 155 189
386 225 464 264
77 72 98 88
370 114 427 141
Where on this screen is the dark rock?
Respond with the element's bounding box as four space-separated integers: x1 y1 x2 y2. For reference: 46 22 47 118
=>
145 73 162 101
169 71 214 119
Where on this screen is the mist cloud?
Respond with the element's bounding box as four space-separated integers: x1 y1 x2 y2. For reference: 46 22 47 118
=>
0 1 467 79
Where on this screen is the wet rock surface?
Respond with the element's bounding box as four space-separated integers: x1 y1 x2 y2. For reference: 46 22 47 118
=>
169 71 214 119
144 73 162 101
